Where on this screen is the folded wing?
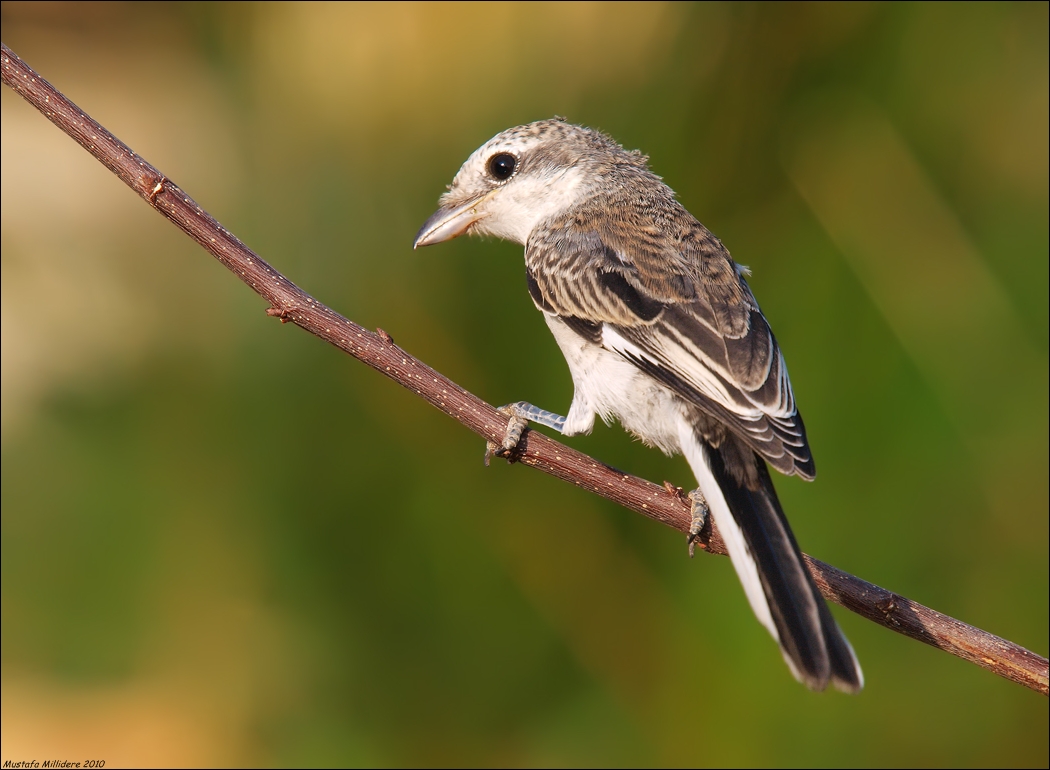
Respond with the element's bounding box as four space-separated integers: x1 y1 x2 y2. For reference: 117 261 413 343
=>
525 205 814 479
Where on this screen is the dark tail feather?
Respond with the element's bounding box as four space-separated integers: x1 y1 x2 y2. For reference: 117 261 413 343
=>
707 446 863 693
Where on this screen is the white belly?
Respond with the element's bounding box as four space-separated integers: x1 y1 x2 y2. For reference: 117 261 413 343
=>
544 314 685 456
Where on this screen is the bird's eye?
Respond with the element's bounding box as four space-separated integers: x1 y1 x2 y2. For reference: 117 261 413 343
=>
487 152 516 181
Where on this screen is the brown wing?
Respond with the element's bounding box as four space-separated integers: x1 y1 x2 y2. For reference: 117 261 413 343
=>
525 201 814 479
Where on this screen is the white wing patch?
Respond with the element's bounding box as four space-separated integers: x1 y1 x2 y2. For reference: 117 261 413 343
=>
602 326 737 411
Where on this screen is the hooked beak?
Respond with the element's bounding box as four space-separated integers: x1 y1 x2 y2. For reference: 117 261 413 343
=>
413 191 494 248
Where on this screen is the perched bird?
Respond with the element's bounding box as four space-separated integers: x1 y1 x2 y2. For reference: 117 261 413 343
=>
414 118 862 692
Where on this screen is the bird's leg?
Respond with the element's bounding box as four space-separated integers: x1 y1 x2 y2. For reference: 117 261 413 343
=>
687 489 710 557
484 401 566 466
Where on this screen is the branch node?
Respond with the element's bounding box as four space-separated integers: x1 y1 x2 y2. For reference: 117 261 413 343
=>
148 177 167 205
663 480 686 500
266 305 295 323
876 592 899 617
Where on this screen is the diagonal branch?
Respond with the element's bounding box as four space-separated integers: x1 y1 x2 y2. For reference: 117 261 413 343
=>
3 42 1046 696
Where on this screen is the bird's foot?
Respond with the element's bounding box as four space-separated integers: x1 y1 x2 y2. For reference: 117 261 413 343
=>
484 401 566 466
687 489 709 558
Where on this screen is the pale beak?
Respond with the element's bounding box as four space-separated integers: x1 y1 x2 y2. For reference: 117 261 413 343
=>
413 191 493 248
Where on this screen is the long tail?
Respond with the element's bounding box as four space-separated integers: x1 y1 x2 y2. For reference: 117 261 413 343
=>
679 426 863 692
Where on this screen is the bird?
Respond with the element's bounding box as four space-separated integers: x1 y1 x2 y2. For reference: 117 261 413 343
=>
414 118 862 692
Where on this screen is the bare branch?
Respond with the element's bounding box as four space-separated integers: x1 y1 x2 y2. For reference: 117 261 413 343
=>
3 42 1046 696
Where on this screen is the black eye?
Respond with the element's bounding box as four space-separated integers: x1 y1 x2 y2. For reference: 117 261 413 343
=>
487 152 516 181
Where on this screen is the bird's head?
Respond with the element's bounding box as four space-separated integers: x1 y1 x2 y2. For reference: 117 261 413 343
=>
414 118 647 248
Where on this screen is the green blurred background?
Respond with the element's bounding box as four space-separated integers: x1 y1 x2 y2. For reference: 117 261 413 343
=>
2 2 1046 766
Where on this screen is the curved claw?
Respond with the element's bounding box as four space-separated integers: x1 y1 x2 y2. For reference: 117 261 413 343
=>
687 489 710 558
484 401 566 465
484 407 530 465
